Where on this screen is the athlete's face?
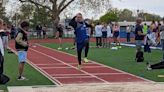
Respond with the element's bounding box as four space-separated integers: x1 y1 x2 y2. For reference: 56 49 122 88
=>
76 14 83 22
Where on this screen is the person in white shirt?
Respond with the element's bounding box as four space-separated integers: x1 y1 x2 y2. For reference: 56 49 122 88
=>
147 18 164 70
95 22 102 47
160 18 164 60
1 23 10 50
107 24 112 48
126 25 131 42
0 19 4 75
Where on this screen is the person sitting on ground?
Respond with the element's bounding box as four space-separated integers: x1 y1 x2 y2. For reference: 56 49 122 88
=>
135 47 144 62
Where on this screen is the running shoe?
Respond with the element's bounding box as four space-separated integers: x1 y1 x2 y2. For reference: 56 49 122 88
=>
146 63 152 71
17 76 28 81
57 47 62 50
77 64 81 70
117 46 122 49
84 58 89 63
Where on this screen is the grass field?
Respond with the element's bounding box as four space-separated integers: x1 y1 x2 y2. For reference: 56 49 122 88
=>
0 51 53 92
42 42 164 82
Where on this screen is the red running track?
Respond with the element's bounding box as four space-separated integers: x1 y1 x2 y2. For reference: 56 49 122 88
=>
9 39 151 85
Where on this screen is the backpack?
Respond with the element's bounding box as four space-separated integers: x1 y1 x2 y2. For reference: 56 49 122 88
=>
0 74 10 84
0 52 10 84
136 51 144 62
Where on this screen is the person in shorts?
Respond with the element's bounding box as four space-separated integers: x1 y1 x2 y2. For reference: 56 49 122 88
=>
101 23 108 47
42 24 47 39
56 24 64 50
113 22 121 48
15 21 29 80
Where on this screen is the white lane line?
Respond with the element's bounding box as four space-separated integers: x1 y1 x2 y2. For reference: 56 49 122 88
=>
40 66 106 69
51 73 126 77
30 48 110 84
35 63 66 66
40 67 71 69
38 44 154 83
54 76 94 79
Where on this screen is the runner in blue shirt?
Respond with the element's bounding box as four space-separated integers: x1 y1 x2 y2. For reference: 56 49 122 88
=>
69 13 90 69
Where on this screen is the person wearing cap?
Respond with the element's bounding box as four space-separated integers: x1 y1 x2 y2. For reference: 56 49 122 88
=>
15 21 29 80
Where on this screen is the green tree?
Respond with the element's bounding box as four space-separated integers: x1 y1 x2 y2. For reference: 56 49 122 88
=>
18 0 112 35
119 9 135 21
19 4 35 20
139 12 161 21
31 7 51 28
0 0 11 24
100 8 120 23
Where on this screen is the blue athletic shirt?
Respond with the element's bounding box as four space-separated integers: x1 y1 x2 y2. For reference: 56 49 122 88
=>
75 22 88 43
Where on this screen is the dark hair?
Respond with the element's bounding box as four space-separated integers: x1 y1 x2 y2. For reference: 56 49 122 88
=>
97 22 100 25
152 20 155 24
137 46 142 51
21 21 29 28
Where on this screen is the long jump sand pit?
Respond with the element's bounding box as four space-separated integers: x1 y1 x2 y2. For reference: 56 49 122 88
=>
8 83 164 92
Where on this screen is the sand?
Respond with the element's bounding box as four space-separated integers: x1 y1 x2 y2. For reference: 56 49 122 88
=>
32 83 164 92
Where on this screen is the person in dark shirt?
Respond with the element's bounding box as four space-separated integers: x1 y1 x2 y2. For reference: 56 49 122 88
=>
42 24 47 39
69 13 90 69
56 24 64 50
136 47 144 62
135 18 145 61
36 24 42 39
10 25 16 39
15 21 29 80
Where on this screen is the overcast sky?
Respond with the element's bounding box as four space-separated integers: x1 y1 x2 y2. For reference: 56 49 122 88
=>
111 0 164 17
5 0 164 18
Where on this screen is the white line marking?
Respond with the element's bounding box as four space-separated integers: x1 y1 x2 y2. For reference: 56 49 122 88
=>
40 66 106 69
40 67 71 69
35 63 66 66
38 44 154 83
54 76 93 79
51 73 126 77
30 48 110 84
